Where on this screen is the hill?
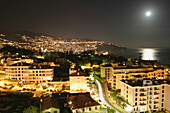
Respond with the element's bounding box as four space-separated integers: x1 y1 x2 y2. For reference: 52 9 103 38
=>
0 29 126 53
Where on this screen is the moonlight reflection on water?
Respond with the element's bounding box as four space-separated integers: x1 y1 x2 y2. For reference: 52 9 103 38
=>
139 48 158 61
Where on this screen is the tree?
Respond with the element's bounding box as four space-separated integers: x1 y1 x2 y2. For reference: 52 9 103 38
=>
122 102 126 109
146 111 150 113
114 96 119 103
118 99 121 105
108 108 115 113
23 106 39 113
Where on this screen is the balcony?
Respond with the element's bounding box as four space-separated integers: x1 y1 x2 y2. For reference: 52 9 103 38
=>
139 103 146 106
154 101 159 104
140 93 147 96
154 88 159 90
154 107 159 109
154 92 159 95
140 89 147 92
140 99 147 101
154 97 159 100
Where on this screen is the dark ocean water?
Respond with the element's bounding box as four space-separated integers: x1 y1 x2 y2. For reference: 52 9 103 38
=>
110 48 170 65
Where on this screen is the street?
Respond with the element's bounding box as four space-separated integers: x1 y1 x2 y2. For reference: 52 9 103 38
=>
95 78 128 113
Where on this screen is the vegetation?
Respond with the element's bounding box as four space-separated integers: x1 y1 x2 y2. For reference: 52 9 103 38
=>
110 90 128 108
110 90 120 97
0 45 127 67
0 45 128 81
108 108 115 113
23 106 40 113
0 45 34 56
54 62 71 78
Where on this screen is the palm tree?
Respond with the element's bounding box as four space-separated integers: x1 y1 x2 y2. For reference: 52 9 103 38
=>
108 107 115 113
118 99 121 105
122 102 126 109
114 96 119 103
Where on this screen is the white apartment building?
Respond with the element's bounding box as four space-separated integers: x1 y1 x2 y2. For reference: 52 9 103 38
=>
5 62 53 83
120 75 170 113
101 64 167 90
69 68 90 92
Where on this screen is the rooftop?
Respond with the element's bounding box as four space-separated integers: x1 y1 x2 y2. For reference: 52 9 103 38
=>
41 93 69 111
153 67 165 70
41 96 60 111
101 64 112 67
102 64 165 70
121 78 170 87
113 66 151 69
9 62 30 66
131 75 143 78
68 92 100 109
29 65 52 69
102 64 153 69
69 71 89 77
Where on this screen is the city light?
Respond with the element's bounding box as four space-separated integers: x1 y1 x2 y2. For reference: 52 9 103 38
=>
0 1 169 113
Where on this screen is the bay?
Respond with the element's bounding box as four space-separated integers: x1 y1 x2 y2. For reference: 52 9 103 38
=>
122 48 170 65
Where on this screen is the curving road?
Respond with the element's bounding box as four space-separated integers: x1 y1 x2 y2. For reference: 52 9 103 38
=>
95 78 128 113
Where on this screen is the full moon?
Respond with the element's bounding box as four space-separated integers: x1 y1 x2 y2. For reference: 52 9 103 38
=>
145 11 151 16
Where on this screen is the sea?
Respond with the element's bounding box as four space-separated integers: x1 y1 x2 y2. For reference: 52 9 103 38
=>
110 48 170 65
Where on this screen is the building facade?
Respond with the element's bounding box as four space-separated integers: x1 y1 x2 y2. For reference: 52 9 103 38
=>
5 62 53 83
69 68 90 92
120 75 170 113
101 64 167 90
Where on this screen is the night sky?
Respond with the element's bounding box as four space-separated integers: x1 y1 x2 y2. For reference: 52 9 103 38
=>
0 0 170 48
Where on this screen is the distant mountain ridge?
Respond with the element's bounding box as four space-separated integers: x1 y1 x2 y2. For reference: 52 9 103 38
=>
0 29 55 42
0 29 126 53
0 29 95 42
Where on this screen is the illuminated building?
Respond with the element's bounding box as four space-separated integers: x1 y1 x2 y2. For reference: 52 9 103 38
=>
68 93 107 113
6 58 34 65
0 71 8 80
101 63 167 90
5 62 53 83
120 75 170 112
69 68 90 92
